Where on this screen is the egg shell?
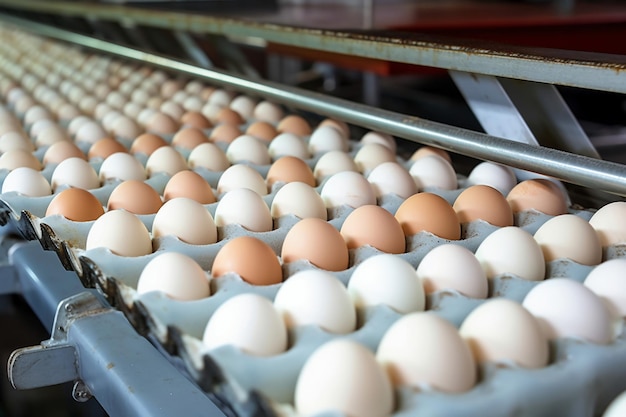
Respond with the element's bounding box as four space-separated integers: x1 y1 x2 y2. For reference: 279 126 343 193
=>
110 115 142 139
130 133 168 156
353 143 397 174
99 152 147 182
228 95 256 120
253 100 284 124
43 141 86 164
152 197 217 245
340 205 405 254
216 164 267 196
277 115 311 137
376 312 476 393
74 120 108 144
51 157 100 191
467 162 517 196
453 185 514 227
475 226 545 281
417 243 488 298
163 170 216 204
274 269 356 333
394 192 461 240
320 171 376 209
507 179 568 215
246 121 277 142
226 135 271 166
0 131 34 153
180 111 212 129
160 101 185 121
522 278 613 344
318 118 350 139
85 209 152 256
459 298 549 368
348 254 425 314
45 188 104 222
281 217 349 272
268 132 310 161
266 156 316 187
309 125 349 154
137 252 210 300
270 181 327 221
409 154 458 191
145 146 189 177
2 166 51 197
107 180 163 215
589 201 626 248
584 259 626 317
202 293 287 356
313 150 358 182
172 127 210 150
210 123 242 144
533 214 602 265
360 131 396 153
410 146 451 163
604 391 626 417
214 188 272 232
295 339 394 417
211 236 282 285
367 161 418 199
214 107 244 126
146 112 179 135
88 137 127 160
0 149 42 171
187 142 231 172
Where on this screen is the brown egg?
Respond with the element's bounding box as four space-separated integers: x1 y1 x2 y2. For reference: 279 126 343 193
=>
246 121 278 142
107 180 163 214
506 178 568 216
88 137 128 160
212 236 282 285
210 123 241 144
0 149 42 171
214 107 244 126
180 111 212 129
410 146 452 163
46 187 104 221
130 133 168 156
172 127 210 150
146 112 179 135
453 185 514 227
277 115 312 137
395 192 461 240
43 141 87 165
340 205 405 253
281 218 349 271
266 156 316 187
163 170 216 204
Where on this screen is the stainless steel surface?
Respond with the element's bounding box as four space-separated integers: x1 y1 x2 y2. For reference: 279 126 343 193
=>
0 0 625 93
2 14 625 197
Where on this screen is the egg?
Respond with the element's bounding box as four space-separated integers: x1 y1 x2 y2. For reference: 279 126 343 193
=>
216 164 267 196
130 133 168 156
34 122 68 147
43 141 86 164
341 205 405 254
584 259 626 317
360 131 396 153
214 107 244 126
152 197 217 245
533 214 602 265
277 114 311 137
180 111 212 129
99 152 147 182
107 180 163 215
318 118 350 139
268 132 310 160
145 111 179 135
367 161 418 199
274 269 356 333
410 146 451 163
353 143 396 174
187 142 231 172
270 181 327 220
348 254 425 314
266 156 316 187
51 157 100 191
507 178 568 215
145 146 188 177
171 127 210 150
394 192 461 240
202 293 287 356
136 252 210 300
214 188 272 232
281 217 349 271
163 170 216 204
226 135 271 165
417 244 488 298
522 278 613 344
45 188 104 222
459 298 549 368
228 95 256 120
376 312 476 393
211 236 282 285
453 185 514 227
589 201 626 248
209 123 241 144
320 171 376 209
87 137 128 160
295 339 394 417
246 120 277 142
308 125 349 154
74 120 108 144
409 154 458 191
0 149 42 171
604 392 626 417
467 162 517 196
313 150 358 182
475 226 545 281
253 100 284 123
109 115 142 139
85 209 152 256
0 131 34 153
2 166 51 196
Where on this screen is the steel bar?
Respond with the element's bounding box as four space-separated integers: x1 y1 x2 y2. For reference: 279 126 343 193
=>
0 0 625 93
2 15 625 197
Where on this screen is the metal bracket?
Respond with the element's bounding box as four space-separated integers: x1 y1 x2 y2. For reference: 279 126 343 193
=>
7 292 108 393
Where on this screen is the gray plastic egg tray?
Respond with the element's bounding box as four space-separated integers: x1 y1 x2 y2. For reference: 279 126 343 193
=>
1 139 626 417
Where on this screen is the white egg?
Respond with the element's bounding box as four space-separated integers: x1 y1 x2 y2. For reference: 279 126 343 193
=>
137 252 210 300
214 188 272 232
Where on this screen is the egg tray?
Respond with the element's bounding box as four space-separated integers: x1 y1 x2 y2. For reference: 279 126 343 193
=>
2 162 626 417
